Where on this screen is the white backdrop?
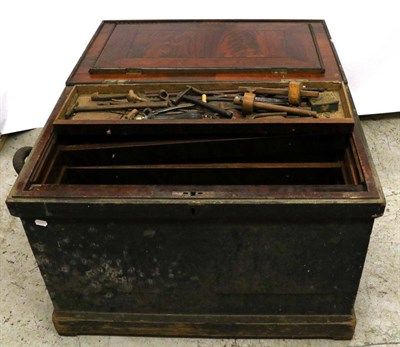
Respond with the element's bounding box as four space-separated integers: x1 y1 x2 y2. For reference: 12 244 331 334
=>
1 0 399 134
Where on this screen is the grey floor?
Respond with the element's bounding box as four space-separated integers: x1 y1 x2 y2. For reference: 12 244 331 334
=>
0 117 399 347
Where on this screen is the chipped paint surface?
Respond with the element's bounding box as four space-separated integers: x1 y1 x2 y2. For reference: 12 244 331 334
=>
20 215 375 316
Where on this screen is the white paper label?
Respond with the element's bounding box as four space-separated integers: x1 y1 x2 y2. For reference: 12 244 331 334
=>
34 219 48 227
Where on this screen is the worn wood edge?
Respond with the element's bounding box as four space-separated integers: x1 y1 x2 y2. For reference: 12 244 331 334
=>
0 134 7 152
52 310 355 340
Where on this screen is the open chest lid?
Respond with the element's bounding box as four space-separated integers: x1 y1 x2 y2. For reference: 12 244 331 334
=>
67 20 345 85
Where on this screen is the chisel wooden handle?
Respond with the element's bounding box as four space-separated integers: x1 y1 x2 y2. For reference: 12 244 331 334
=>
234 93 318 118
239 83 320 99
252 101 318 118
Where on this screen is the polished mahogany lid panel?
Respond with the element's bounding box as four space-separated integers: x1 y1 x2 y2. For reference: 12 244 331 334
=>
67 20 344 85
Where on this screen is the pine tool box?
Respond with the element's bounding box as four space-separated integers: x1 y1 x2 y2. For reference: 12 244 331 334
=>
6 20 385 339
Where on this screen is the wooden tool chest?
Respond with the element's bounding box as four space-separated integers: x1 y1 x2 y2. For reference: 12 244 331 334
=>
6 20 385 339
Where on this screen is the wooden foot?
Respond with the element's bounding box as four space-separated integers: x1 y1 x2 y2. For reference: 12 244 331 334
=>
53 310 355 340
